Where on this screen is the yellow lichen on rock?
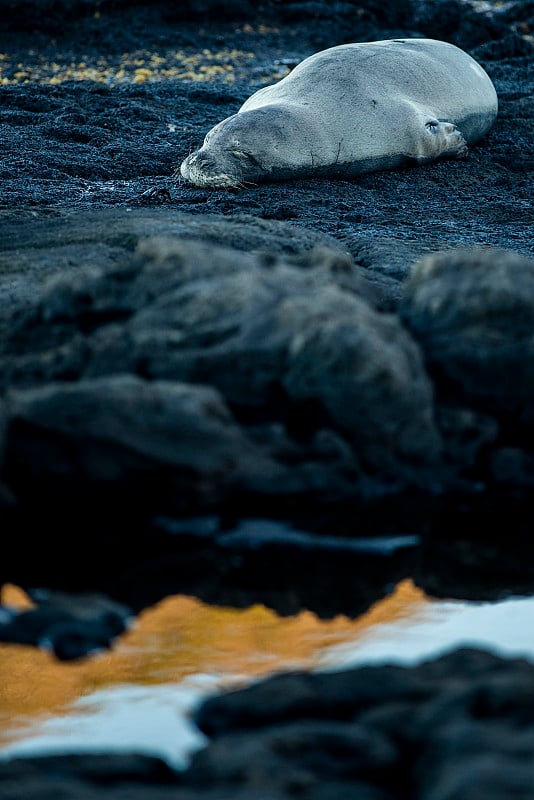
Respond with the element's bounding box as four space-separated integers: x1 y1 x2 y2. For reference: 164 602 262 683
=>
0 48 255 85
134 68 154 83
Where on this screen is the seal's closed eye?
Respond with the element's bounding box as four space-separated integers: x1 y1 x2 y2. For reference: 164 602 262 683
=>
229 149 262 167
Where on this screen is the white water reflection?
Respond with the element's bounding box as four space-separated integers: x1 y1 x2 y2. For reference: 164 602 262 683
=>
3 586 534 767
319 594 534 670
0 677 217 768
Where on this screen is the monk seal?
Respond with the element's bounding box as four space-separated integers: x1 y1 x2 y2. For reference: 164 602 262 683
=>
179 38 498 188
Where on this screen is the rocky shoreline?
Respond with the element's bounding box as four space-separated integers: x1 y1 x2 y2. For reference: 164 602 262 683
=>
1 0 534 797
3 647 534 799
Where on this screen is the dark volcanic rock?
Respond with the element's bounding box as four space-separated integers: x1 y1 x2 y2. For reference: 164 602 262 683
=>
0 589 133 659
5 214 534 517
0 753 183 800
0 0 257 33
399 248 534 489
400 248 534 419
191 648 534 799
0 210 346 315
2 373 283 514
0 216 444 518
0 0 522 46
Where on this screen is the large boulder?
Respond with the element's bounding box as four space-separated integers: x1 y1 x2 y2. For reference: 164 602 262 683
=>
2 374 282 512
400 248 534 422
1 221 442 512
190 647 534 800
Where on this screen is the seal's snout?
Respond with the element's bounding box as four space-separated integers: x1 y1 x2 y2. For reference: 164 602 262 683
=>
179 151 203 178
179 149 239 189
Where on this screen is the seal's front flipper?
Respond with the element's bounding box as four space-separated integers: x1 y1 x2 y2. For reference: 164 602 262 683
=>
424 118 468 160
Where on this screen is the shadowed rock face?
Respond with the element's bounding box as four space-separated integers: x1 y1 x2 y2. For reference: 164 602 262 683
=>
401 248 534 417
3 375 280 506
3 215 534 522
0 216 443 519
188 647 534 800
400 247 534 488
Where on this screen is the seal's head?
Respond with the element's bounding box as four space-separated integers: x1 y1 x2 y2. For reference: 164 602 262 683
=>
178 105 314 189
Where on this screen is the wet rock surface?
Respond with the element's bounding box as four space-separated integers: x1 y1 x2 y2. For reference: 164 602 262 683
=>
1 0 534 797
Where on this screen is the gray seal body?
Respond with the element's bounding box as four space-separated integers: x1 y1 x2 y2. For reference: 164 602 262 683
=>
179 38 498 188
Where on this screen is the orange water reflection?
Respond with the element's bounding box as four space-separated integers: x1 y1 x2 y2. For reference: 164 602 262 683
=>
0 579 427 749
